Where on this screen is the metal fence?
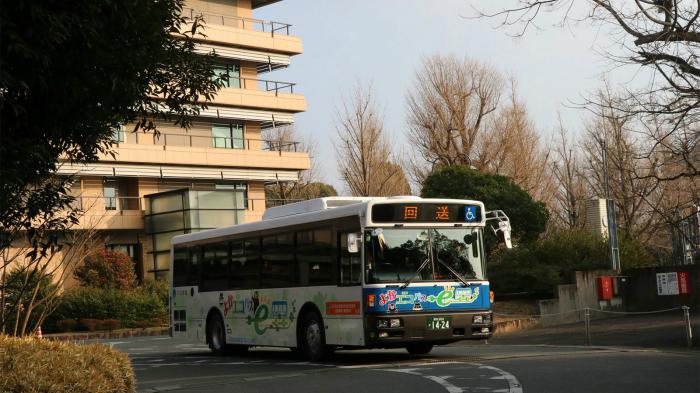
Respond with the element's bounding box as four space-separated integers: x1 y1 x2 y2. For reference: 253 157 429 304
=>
185 8 293 36
492 306 696 348
127 132 300 152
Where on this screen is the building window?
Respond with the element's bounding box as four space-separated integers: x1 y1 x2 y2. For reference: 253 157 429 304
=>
212 63 240 88
104 180 117 210
212 123 244 149
111 124 125 143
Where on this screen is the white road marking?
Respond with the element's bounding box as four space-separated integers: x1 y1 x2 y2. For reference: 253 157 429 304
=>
243 373 305 382
382 368 464 393
423 375 463 393
477 364 523 393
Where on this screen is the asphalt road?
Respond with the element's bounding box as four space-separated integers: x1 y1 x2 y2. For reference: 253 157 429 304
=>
103 336 699 393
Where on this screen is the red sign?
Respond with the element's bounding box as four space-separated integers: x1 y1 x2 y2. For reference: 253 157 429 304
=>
326 301 361 315
678 271 691 295
597 276 613 300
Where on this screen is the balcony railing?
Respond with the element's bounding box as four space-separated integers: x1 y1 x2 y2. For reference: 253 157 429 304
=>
185 8 292 36
74 196 145 212
73 196 301 213
127 132 300 152
236 77 296 95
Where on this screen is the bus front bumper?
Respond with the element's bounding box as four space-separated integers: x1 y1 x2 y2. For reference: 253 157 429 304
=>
365 311 493 347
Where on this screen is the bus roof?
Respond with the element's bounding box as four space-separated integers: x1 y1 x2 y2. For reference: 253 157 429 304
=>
171 196 485 246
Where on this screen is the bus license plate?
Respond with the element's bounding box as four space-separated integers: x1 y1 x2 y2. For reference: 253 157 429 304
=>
427 317 451 330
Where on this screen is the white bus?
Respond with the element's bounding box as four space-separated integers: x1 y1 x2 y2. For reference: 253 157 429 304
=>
170 197 512 360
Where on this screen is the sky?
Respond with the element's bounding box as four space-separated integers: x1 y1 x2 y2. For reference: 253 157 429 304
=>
256 0 624 191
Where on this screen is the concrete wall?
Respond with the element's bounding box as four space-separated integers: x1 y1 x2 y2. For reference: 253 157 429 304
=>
622 265 699 311
538 270 622 326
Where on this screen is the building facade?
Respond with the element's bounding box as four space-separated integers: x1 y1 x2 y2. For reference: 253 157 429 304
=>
57 0 308 280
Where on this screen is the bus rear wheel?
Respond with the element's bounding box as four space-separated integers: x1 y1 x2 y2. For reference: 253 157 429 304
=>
207 313 227 354
300 312 332 361
405 342 434 355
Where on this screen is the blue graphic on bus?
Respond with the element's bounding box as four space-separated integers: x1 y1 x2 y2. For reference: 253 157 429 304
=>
364 284 489 314
464 206 478 222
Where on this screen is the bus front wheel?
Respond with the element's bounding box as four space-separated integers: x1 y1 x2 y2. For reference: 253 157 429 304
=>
300 312 331 361
405 342 434 355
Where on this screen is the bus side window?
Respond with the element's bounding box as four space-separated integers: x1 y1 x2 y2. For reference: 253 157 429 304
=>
339 231 361 285
297 228 334 287
230 238 260 289
201 241 230 292
187 246 201 286
172 247 188 287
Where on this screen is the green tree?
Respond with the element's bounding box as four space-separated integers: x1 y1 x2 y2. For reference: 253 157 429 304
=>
0 0 222 251
421 165 549 244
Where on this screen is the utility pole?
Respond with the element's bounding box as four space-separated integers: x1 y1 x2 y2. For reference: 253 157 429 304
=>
600 138 621 271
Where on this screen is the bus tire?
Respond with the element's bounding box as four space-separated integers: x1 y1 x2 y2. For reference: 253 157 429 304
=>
206 313 227 355
405 342 434 355
300 312 330 361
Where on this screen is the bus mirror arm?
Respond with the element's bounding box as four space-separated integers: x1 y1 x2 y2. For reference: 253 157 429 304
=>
485 210 513 249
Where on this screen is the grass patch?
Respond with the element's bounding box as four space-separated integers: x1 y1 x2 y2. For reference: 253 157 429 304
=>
0 335 135 393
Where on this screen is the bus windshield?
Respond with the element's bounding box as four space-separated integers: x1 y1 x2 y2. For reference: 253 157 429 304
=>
364 228 485 284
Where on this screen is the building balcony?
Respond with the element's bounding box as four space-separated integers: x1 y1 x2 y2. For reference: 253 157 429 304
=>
182 8 303 55
208 78 307 113
70 195 296 230
73 196 146 231
101 133 310 171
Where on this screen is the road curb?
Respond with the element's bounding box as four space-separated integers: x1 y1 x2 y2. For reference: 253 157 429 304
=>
44 327 169 341
494 318 540 334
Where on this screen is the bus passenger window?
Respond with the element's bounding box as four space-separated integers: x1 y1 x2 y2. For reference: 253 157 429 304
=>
296 229 334 286
172 247 188 287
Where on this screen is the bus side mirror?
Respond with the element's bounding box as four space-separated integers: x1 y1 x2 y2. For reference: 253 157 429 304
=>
347 233 361 253
486 210 514 249
499 221 513 249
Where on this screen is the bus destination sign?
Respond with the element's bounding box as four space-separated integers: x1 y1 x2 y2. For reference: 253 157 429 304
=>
371 203 482 223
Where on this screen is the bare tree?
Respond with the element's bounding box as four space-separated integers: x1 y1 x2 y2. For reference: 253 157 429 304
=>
1 212 103 336
406 54 504 181
263 125 332 202
335 84 409 196
475 0 700 182
476 80 555 204
550 118 590 229
577 86 698 247
406 58 553 203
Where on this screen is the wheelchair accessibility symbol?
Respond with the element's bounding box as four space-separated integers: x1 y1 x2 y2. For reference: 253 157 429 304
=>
465 206 477 222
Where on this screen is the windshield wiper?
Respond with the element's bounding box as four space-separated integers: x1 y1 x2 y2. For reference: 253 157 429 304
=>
435 257 472 287
400 258 431 289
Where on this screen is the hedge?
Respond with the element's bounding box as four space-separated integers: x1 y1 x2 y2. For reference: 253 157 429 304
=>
51 286 167 330
0 335 135 393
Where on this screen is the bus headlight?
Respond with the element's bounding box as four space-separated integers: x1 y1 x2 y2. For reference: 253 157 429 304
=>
377 319 389 328
389 318 401 328
473 315 483 324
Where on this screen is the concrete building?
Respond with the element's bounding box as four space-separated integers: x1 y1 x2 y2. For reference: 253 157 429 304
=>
57 0 309 280
584 198 608 238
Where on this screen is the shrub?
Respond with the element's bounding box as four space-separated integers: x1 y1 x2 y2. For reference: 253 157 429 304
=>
79 318 102 332
488 229 656 297
139 278 169 308
74 249 137 289
1 268 57 335
52 286 167 329
0 334 135 393
101 319 121 331
489 230 609 297
55 319 78 333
